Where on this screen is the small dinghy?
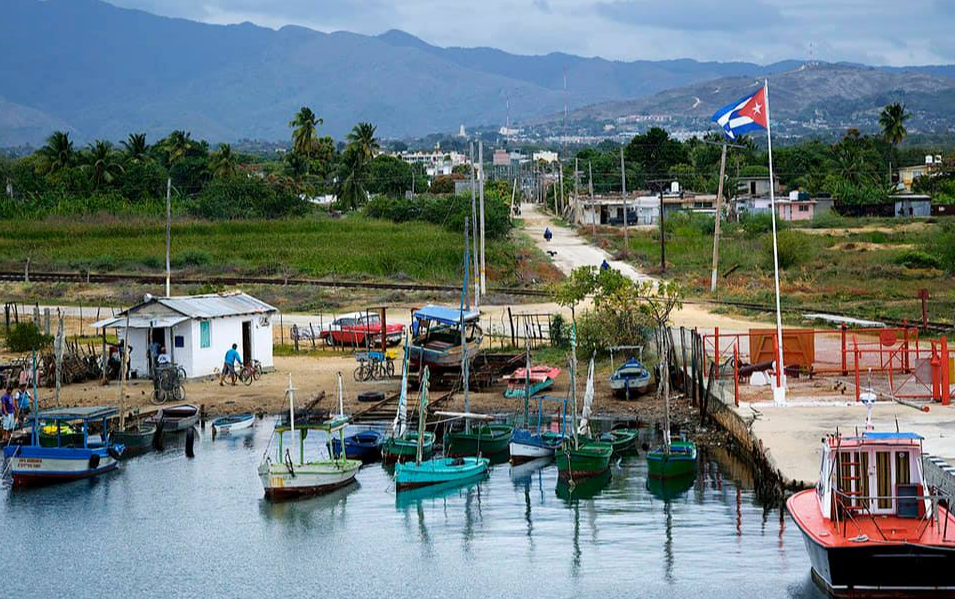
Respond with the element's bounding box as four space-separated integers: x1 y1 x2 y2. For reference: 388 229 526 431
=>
503 366 560 399
610 357 652 399
211 413 255 434
332 430 383 462
111 421 157 455
599 428 639 454
150 404 199 432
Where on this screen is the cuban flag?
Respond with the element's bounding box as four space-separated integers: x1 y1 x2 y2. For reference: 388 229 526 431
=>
711 86 768 140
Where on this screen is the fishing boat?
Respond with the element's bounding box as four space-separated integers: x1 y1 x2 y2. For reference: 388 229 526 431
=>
3 406 125 487
332 430 383 462
788 430 955 598
610 357 653 398
394 368 490 491
557 349 613 482
382 332 435 464
258 376 362 500
503 366 560 399
110 421 157 454
509 394 567 464
150 403 199 432
211 413 255 433
408 304 483 376
646 439 697 478
599 428 639 454
446 422 513 457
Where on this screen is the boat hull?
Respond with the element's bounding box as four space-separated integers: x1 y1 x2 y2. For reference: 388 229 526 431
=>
3 446 121 488
258 460 361 501
381 431 435 464
646 441 697 478
601 429 639 454
332 431 384 462
610 379 653 398
211 414 254 433
152 404 200 432
111 423 157 454
556 441 614 480
509 430 563 464
394 457 490 490
446 424 513 457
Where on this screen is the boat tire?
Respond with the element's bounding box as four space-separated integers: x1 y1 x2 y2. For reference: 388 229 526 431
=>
185 426 196 458
107 447 123 461
88 454 101 469
358 390 385 403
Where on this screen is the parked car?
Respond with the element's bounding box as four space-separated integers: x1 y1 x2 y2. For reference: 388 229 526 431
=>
320 312 405 347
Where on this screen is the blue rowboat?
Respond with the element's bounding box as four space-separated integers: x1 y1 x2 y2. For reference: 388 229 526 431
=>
211 413 255 433
394 456 490 490
610 358 653 399
332 430 384 462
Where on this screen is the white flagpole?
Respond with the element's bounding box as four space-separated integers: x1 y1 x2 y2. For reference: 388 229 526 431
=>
764 79 786 405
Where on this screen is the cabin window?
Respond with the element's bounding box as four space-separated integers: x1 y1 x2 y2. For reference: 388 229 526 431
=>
896 452 911 485
858 452 870 509
200 321 211 348
876 451 892 509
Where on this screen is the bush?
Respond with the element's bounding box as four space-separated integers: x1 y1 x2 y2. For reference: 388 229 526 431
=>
173 249 212 267
739 211 783 238
761 230 814 270
6 323 53 352
189 175 309 220
923 224 955 272
894 250 941 270
364 193 512 239
664 212 714 237
550 314 567 347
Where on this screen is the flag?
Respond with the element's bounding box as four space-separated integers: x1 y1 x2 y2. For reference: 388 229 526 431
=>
711 86 768 140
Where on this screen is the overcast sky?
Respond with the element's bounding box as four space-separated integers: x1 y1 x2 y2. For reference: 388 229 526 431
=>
108 0 955 66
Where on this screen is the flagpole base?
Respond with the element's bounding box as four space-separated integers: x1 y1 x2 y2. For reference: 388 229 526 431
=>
772 385 787 406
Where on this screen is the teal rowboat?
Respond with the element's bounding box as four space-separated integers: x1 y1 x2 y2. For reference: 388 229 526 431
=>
556 439 614 480
556 468 612 501
394 456 490 490
599 428 639 454
446 423 513 457
646 439 697 478
382 431 435 464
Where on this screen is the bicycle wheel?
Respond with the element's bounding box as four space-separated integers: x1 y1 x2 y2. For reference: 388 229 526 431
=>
153 388 167 405
353 365 365 382
385 360 395 378
176 366 187 381
172 385 185 401
252 363 262 381
240 367 253 386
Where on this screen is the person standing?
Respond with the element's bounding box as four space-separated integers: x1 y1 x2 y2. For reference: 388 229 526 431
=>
1 386 15 442
218 343 243 386
15 383 31 428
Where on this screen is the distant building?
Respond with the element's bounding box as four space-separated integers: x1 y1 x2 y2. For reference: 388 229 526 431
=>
396 150 467 177
574 188 717 227
533 151 559 164
736 191 829 221
896 155 942 192
893 194 932 217
736 176 780 198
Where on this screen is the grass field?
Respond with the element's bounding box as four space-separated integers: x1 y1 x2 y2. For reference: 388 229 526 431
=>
0 214 554 286
587 215 955 326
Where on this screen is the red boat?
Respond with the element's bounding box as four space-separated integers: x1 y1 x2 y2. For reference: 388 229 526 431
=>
503 366 560 399
787 431 955 598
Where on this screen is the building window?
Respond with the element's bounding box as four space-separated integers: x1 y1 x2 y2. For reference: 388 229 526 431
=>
798 205 809 212
200 320 211 348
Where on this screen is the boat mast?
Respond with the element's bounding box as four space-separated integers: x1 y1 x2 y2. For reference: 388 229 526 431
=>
524 334 531 430
416 367 429 466
570 320 578 449
337 371 344 417
661 326 671 454
119 312 130 431
286 374 296 460
394 332 409 438
460 218 471 434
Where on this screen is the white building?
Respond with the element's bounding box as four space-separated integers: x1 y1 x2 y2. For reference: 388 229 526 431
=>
533 151 559 164
396 150 467 177
92 292 276 379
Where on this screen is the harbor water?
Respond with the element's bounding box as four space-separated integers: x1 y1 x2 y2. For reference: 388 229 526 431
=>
2 420 824 599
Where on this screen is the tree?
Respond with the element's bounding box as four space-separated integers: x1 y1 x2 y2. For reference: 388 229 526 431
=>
163 130 193 166
208 143 238 178
626 127 689 185
365 155 414 198
336 146 368 211
879 103 910 146
122 133 150 163
289 106 322 170
83 140 125 189
37 131 75 174
347 122 380 163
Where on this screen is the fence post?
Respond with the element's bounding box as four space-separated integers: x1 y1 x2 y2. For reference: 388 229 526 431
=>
932 342 941 402
734 344 740 407
309 323 316 349
853 334 861 402
840 323 848 376
942 336 950 406
279 313 284 347
508 307 515 347
292 324 300 352
714 326 720 380
774 332 782 391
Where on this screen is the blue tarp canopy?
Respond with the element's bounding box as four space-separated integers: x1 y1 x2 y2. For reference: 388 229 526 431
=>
413 304 480 326
37 406 118 420
862 432 923 440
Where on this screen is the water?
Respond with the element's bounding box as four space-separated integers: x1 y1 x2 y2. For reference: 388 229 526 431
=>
2 421 824 599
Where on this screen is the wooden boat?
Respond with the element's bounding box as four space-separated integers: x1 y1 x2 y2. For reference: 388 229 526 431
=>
2 406 125 487
408 304 483 375
557 349 613 481
599 428 639 454
332 430 383 462
110 421 157 454
610 357 652 398
446 422 513 457
788 430 955 598
258 377 362 500
211 413 255 433
503 366 560 399
383 332 435 464
150 403 199 432
509 393 567 464
646 439 697 478
394 367 490 491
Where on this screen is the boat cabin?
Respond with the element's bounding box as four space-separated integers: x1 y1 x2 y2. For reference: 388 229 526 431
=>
816 432 927 520
31 406 120 449
408 304 483 372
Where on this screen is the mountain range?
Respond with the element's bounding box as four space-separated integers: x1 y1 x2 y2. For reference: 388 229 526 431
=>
1 0 955 146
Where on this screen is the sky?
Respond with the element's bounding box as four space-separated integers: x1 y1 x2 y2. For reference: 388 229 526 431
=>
106 0 955 66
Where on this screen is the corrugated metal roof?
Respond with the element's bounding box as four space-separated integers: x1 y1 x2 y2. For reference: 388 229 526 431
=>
156 292 277 318
91 315 189 329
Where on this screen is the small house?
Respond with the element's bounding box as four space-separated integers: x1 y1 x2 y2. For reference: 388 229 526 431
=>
92 292 276 378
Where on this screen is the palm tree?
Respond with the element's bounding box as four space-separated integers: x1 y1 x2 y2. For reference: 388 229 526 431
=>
336 146 367 211
289 107 322 165
38 131 75 174
879 103 910 146
122 133 150 163
164 130 193 165
346 122 379 163
84 140 125 189
208 143 238 178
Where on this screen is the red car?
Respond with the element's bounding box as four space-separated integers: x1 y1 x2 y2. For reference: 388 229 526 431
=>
320 312 405 347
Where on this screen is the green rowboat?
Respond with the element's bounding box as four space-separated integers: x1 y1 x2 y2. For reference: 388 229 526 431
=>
446 423 513 457
556 439 614 480
381 431 435 464
646 439 697 478
599 428 639 454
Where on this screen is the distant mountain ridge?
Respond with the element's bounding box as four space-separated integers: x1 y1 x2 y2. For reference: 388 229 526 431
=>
0 0 954 145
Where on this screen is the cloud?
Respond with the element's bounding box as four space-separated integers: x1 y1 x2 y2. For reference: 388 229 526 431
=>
595 0 781 31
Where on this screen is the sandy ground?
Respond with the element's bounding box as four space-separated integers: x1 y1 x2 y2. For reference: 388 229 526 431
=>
799 222 930 236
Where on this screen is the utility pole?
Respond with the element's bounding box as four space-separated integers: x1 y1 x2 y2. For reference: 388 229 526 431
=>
165 177 172 297
469 143 480 307
574 157 579 225
620 147 629 254
658 187 666 273
705 139 744 293
589 161 595 238
478 140 487 295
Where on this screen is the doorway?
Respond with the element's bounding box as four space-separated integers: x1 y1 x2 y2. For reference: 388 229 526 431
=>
241 321 252 365
150 327 166 374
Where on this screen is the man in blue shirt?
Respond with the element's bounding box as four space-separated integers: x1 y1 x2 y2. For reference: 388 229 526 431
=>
219 344 243 386
16 383 31 428
1 386 15 442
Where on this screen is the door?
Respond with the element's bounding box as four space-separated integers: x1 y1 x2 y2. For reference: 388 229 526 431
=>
150 327 166 374
241 321 252 365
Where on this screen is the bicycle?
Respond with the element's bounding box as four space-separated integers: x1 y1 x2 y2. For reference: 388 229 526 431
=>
239 359 263 386
152 363 186 405
352 350 396 382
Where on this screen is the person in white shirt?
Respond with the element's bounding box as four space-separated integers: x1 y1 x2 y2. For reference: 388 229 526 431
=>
157 346 171 366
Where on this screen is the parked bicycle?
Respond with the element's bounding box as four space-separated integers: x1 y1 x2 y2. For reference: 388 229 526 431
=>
152 363 187 404
239 359 263 386
353 349 397 382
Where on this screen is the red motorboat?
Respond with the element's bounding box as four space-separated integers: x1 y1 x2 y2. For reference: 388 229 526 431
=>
787 431 955 597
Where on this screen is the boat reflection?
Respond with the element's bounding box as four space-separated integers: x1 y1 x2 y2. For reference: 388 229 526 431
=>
646 471 695 501
555 469 612 502
257 479 359 526
394 477 486 508
509 456 551 484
